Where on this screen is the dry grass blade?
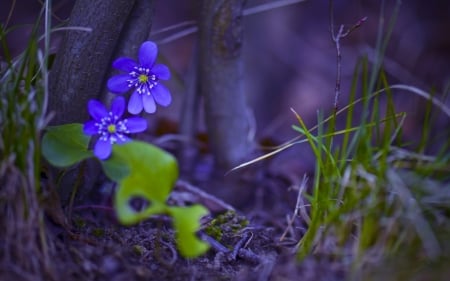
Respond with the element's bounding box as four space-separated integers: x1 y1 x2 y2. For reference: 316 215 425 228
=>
386 168 441 259
388 84 450 118
243 0 306 16
280 175 310 241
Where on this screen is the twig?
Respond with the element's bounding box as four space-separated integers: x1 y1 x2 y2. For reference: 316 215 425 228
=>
280 174 309 241
236 247 261 265
156 237 178 266
72 204 115 212
231 232 253 260
199 232 261 264
173 180 235 213
199 232 230 253
330 0 367 113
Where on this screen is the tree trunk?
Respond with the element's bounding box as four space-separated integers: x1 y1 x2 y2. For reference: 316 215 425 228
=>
103 0 154 104
199 0 251 170
49 0 134 125
48 0 154 202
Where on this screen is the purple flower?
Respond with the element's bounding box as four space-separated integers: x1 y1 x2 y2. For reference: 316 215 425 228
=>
83 96 147 160
107 41 172 114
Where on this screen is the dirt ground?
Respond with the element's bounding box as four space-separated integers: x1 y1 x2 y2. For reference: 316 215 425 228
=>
2 150 345 281
47 159 338 281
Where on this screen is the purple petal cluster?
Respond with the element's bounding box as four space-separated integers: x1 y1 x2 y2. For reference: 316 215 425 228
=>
107 41 172 114
83 96 147 160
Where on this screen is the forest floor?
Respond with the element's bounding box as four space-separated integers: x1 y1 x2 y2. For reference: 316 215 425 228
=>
27 151 345 281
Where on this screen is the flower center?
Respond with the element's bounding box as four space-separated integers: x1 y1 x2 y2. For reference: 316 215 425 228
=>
138 74 148 83
107 124 116 133
128 66 158 95
96 113 130 144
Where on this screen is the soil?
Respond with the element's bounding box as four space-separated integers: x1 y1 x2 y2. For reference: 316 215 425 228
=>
4 150 345 281
50 173 333 281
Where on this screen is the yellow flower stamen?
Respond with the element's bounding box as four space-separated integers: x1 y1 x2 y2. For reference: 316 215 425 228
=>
138 74 148 83
107 124 117 133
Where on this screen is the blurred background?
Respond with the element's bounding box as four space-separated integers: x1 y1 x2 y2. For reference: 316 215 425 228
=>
2 0 450 175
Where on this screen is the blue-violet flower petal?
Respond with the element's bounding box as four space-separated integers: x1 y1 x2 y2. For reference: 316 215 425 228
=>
126 117 148 133
128 91 144 115
152 84 172 106
83 120 98 136
107 74 131 94
139 41 157 68
112 57 138 72
94 139 112 160
111 96 126 117
88 100 108 121
107 40 172 114
83 96 148 160
142 92 157 114
151 64 171 80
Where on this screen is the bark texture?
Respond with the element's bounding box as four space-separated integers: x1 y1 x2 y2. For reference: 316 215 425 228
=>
49 0 134 125
199 0 251 170
48 0 153 202
103 0 154 103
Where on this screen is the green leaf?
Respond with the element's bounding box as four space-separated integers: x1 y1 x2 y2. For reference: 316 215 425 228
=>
103 141 209 257
101 151 131 182
168 205 210 258
41 123 92 167
106 141 179 225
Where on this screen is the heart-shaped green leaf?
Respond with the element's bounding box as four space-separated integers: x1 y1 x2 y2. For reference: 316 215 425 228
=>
102 141 209 257
104 141 179 225
100 150 131 182
169 205 210 258
42 123 92 167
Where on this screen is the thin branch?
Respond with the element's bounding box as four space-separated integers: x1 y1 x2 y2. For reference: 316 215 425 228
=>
330 0 367 112
199 232 262 264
